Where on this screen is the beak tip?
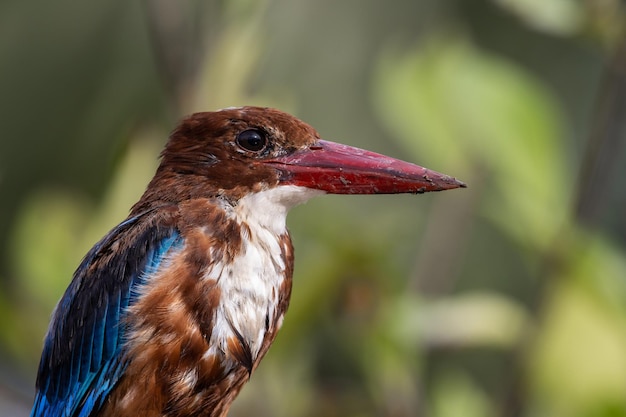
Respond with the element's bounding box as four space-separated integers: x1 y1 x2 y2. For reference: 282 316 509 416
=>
455 178 468 189
432 174 467 191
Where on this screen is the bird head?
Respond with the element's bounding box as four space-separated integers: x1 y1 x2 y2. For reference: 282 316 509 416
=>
134 106 465 212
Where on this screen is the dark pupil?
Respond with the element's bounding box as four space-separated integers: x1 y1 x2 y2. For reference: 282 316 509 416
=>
237 129 266 152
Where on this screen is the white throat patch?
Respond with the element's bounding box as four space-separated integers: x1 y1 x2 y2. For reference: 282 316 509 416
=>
235 185 325 235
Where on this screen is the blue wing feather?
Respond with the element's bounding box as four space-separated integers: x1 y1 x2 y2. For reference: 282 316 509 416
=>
31 211 183 417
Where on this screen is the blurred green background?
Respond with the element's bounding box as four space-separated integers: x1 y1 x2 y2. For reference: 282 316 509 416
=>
1 0 626 416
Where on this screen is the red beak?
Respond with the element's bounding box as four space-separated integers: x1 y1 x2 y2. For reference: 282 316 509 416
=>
265 140 466 194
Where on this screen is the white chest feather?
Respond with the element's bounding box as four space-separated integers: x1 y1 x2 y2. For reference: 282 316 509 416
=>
205 186 323 364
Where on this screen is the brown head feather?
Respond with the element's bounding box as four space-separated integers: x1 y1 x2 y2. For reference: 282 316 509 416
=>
132 107 321 214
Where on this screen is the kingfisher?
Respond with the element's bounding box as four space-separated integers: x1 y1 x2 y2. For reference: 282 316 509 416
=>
30 106 465 417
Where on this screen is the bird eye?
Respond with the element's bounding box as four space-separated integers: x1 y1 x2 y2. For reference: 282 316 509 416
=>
236 129 267 153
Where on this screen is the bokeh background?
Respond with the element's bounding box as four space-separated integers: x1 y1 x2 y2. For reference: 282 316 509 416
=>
1 0 626 416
